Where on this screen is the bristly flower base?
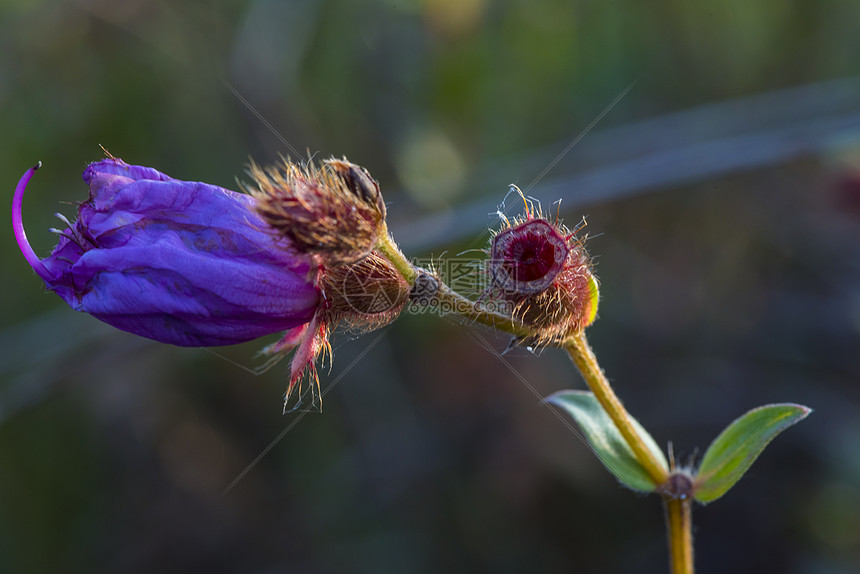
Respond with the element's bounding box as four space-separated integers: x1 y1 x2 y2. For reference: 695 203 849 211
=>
486 189 599 347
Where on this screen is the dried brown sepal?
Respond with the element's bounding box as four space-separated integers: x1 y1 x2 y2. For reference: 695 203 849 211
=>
267 252 408 411
247 157 386 266
258 251 408 412
321 251 410 331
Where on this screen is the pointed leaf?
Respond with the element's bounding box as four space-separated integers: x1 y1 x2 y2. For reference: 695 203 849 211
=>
546 390 668 492
694 403 811 503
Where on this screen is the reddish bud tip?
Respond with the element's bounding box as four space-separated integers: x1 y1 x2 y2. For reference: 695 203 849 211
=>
489 219 570 294
487 215 598 344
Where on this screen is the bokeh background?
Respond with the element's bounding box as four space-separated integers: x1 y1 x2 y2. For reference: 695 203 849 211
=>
2 1 860 572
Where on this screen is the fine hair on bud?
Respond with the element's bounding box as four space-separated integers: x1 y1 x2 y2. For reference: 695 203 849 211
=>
487 191 599 345
246 157 386 267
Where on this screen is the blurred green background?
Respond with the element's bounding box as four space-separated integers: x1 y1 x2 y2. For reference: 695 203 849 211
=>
3 1 860 572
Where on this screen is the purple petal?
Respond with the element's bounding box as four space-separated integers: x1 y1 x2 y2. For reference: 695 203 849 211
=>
12 162 56 283
16 159 321 347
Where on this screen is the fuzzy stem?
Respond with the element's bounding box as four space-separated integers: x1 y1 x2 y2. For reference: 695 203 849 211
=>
375 230 533 338
375 225 418 283
379 231 667 483
664 497 694 574
563 331 669 486
433 282 535 339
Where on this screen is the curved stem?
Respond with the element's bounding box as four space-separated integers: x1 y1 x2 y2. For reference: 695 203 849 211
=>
379 230 666 483
375 225 418 283
664 497 694 574
378 229 689 571
563 331 669 486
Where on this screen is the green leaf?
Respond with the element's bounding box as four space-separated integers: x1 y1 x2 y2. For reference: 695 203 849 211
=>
546 390 668 492
694 403 811 503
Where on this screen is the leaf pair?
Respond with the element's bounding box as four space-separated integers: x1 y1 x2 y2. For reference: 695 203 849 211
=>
546 391 810 502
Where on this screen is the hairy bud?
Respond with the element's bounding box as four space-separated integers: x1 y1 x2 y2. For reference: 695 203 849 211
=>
322 251 410 330
487 199 598 345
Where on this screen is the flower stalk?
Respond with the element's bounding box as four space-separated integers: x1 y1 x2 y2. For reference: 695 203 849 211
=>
377 235 690 571
374 227 418 283
664 497 694 574
375 232 536 339
563 331 669 486
378 211 668 485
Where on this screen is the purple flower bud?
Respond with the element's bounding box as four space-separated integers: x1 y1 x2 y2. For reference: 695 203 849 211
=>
13 158 320 347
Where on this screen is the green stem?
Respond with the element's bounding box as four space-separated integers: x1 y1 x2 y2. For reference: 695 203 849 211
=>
375 231 533 338
375 225 418 283
378 230 688 572
379 233 667 482
563 331 669 486
433 282 534 338
664 497 694 574
379 231 666 484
